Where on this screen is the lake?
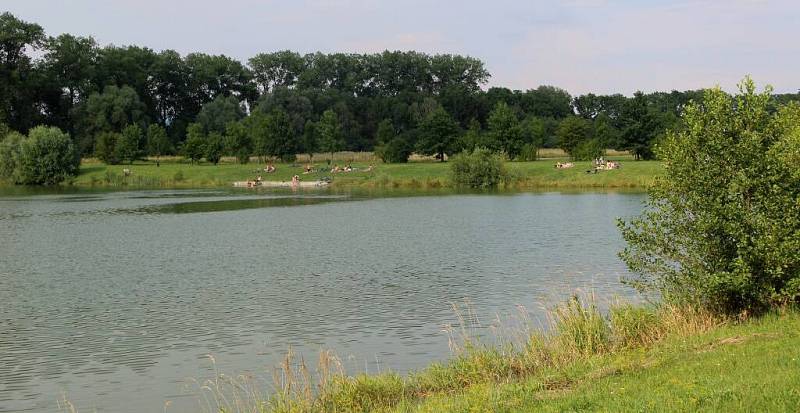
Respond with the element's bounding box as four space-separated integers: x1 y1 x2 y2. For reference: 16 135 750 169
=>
0 188 644 412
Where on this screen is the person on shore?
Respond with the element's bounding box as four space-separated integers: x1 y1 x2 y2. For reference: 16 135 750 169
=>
291 174 300 187
265 163 276 173
256 175 262 182
303 164 313 174
366 164 375 172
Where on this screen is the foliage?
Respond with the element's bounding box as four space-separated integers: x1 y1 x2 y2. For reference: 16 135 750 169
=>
74 85 148 154
264 109 297 162
0 131 24 179
94 131 121 164
556 116 592 159
116 124 143 164
620 78 800 314
417 106 460 161
3 126 79 184
450 147 507 188
518 143 538 161
486 102 524 158
301 120 317 160
182 123 206 163
571 138 604 161
146 124 171 158
316 109 344 158
204 132 224 165
195 95 245 135
224 121 251 164
375 136 412 163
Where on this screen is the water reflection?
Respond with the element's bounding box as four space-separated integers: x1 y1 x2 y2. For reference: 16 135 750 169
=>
0 189 643 412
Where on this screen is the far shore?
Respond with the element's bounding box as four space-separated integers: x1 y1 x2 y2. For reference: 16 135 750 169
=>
0 150 662 191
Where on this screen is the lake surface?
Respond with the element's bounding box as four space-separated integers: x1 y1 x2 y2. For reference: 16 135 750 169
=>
0 188 644 412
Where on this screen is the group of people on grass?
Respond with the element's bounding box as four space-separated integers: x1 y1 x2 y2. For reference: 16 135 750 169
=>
554 158 622 173
243 162 375 187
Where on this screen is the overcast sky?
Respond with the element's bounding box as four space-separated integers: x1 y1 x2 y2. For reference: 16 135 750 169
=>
4 0 798 95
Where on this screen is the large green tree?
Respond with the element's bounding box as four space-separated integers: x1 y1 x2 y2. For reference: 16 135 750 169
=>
316 109 344 160
416 106 460 161
0 13 45 132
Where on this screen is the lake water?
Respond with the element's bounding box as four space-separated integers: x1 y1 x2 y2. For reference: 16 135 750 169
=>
0 188 644 412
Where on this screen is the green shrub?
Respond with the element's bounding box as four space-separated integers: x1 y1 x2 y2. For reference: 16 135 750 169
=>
10 126 80 185
619 77 800 314
375 137 411 163
450 147 507 188
204 132 224 165
0 131 24 179
95 131 122 164
571 138 604 161
518 143 538 161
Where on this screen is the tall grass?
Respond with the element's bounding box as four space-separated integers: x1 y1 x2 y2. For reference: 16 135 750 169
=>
186 296 722 413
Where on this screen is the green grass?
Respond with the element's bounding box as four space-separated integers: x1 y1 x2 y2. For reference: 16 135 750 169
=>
193 299 799 413
389 312 800 413
63 156 662 190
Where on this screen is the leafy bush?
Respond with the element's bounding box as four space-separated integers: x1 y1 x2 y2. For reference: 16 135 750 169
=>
0 131 24 179
571 138 604 161
450 147 507 188
204 132 224 165
375 137 411 163
4 126 79 185
95 131 121 164
619 78 800 314
518 143 538 161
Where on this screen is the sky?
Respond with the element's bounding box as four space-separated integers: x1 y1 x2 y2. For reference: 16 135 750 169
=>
4 0 799 95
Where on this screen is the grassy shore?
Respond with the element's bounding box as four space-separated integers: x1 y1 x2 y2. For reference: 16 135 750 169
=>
197 301 799 413
64 154 661 190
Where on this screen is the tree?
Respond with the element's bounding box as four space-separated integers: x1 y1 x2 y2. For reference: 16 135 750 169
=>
95 131 121 164
264 109 297 161
0 13 45 132
146 124 171 162
116 124 143 164
619 78 800 314
182 123 205 163
8 126 79 185
195 94 244 135
619 92 662 160
224 120 251 164
556 116 592 158
41 34 98 133
204 132 224 165
316 109 343 161
301 120 318 161
75 85 148 154
248 50 305 92
487 102 524 158
458 119 484 153
417 106 460 161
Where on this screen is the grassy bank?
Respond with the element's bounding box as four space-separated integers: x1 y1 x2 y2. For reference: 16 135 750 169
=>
193 300 799 413
65 156 661 190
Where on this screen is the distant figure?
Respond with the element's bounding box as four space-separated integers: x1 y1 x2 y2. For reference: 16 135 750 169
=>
123 168 131 176
365 164 375 172
291 174 300 187
331 164 340 173
256 175 263 182
303 164 313 174
265 163 276 173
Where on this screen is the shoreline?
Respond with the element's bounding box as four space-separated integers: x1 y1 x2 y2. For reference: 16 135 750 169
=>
1 159 661 191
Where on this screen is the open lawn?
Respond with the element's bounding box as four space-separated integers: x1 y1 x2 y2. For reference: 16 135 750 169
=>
68 156 662 190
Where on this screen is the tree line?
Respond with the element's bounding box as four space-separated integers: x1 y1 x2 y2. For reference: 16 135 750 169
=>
2 12 799 168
